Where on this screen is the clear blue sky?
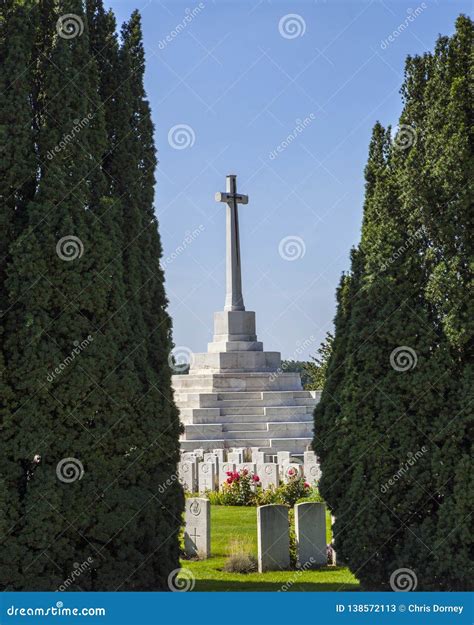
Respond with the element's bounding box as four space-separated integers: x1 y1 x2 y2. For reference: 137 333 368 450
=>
108 0 469 360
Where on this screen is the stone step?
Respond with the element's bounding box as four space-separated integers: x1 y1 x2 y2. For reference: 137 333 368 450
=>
221 423 313 440
265 405 309 416
180 437 312 454
222 423 268 432
220 406 265 416
172 371 303 392
216 392 263 400
186 412 314 424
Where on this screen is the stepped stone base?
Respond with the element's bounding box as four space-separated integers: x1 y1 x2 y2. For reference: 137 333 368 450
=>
174 310 319 456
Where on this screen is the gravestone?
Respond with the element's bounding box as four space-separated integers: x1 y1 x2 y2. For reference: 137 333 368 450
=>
184 497 210 558
198 462 216 492
277 451 291 467
294 502 327 567
227 451 243 464
178 461 197 493
181 452 197 462
218 461 236 488
193 448 205 460
212 449 226 462
257 463 279 490
203 452 219 472
282 462 303 483
257 505 290 572
238 462 256 475
304 450 321 484
251 447 265 463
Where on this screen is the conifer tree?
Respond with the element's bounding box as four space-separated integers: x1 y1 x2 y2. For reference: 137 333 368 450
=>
313 17 473 590
1 0 182 590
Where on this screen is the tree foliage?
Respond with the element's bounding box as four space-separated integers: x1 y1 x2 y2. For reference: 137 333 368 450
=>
0 0 182 590
313 15 473 591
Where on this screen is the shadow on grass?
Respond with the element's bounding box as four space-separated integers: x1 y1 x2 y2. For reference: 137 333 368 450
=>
191 579 360 592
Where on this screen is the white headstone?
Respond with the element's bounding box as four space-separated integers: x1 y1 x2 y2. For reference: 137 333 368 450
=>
305 461 321 485
184 497 210 558
257 505 290 572
295 502 327 567
251 447 265 463
238 462 256 475
203 452 219 472
212 449 226 462
218 462 236 488
198 462 216 492
181 452 197 462
228 451 243 464
178 461 197 493
257 463 279 490
277 451 291 466
282 462 303 483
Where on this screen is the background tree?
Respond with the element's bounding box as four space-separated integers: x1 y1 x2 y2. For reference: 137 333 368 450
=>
304 332 334 391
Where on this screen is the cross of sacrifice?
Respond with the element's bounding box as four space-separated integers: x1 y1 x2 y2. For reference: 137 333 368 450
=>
215 175 248 312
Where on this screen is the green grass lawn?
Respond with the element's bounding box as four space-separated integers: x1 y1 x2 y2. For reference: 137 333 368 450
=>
180 505 360 591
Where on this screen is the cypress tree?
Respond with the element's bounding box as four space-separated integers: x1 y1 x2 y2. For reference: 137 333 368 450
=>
1 0 182 590
314 17 473 590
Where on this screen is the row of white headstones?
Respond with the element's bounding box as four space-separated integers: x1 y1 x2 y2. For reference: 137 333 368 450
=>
179 449 321 493
184 497 330 573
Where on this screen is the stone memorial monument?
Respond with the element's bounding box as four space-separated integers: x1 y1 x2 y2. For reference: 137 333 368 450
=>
173 175 319 458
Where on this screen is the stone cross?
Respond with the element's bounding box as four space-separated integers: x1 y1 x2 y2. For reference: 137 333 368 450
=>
215 174 248 312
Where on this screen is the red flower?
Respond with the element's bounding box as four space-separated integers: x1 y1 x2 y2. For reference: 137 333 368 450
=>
232 471 240 480
226 471 233 477
288 468 296 476
304 482 310 488
252 474 260 482
242 469 248 476
226 477 233 484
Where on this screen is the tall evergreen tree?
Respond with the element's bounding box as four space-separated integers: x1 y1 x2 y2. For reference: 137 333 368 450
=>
1 0 182 590
313 16 473 591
